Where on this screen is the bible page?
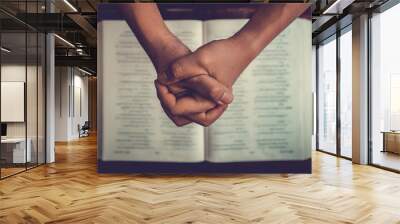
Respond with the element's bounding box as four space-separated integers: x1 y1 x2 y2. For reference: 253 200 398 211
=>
99 20 206 162
204 19 312 162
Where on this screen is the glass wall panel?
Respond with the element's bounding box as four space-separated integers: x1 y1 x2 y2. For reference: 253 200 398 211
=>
339 29 352 158
27 30 38 169
371 3 400 171
38 32 45 165
26 0 42 169
1 30 28 177
0 1 46 179
312 45 317 150
317 37 337 154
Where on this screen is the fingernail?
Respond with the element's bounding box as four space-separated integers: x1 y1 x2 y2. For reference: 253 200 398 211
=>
220 91 234 104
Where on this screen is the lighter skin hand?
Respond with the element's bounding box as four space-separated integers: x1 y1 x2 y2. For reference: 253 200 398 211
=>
124 3 309 126
157 4 310 126
121 3 234 126
158 3 310 91
159 38 246 96
152 36 226 126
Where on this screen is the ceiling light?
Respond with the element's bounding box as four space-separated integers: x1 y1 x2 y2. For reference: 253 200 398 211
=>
1 47 11 53
63 0 78 12
54 34 75 48
323 0 355 15
78 67 93 76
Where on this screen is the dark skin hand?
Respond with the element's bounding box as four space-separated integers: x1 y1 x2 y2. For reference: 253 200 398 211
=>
122 3 233 126
123 3 309 126
151 36 229 126
158 3 310 95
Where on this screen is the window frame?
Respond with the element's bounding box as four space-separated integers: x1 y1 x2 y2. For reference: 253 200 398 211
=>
315 24 353 161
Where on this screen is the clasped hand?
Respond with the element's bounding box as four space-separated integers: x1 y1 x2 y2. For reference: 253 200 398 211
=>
153 36 246 127
123 3 309 127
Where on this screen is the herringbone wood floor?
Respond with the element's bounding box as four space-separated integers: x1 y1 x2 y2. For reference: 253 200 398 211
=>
1 135 400 224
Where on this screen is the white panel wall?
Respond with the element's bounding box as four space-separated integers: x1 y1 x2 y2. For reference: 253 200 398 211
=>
55 67 89 141
1 65 32 138
55 66 70 141
1 64 46 163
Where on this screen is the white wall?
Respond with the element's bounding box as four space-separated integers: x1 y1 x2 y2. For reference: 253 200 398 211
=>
55 67 70 141
71 73 89 138
1 65 39 138
1 64 26 81
55 67 89 141
1 65 28 139
1 82 25 122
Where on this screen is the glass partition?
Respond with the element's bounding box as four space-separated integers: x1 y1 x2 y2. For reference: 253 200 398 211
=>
317 36 337 154
1 30 28 177
371 3 400 171
339 28 352 158
0 1 46 179
38 32 45 165
27 30 38 169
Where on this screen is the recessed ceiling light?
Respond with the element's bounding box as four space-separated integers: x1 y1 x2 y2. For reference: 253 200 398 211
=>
63 0 78 12
323 0 355 15
78 67 93 76
1 47 11 53
54 34 75 48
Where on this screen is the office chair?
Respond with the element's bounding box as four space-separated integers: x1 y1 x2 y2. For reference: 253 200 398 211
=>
79 121 90 138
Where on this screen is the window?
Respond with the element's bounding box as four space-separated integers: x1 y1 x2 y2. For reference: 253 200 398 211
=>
340 28 352 158
390 74 400 130
371 3 400 171
317 37 337 154
312 45 317 150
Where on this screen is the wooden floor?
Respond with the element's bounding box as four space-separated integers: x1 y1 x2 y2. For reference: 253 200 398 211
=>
1 135 400 224
372 150 400 171
0 167 26 178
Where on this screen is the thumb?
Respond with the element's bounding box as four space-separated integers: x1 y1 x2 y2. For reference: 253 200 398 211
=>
180 75 234 105
159 55 207 84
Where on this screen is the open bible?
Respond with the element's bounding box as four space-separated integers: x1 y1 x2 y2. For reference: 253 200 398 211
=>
98 15 312 167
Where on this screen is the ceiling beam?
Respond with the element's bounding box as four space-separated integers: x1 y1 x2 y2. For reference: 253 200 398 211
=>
67 13 97 46
55 55 96 70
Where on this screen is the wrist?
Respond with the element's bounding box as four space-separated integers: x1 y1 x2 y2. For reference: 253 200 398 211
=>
147 29 175 56
229 32 259 61
148 32 179 70
152 34 190 73
224 36 255 83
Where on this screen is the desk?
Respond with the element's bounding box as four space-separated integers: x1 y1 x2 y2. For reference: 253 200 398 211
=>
382 131 400 154
1 138 31 163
